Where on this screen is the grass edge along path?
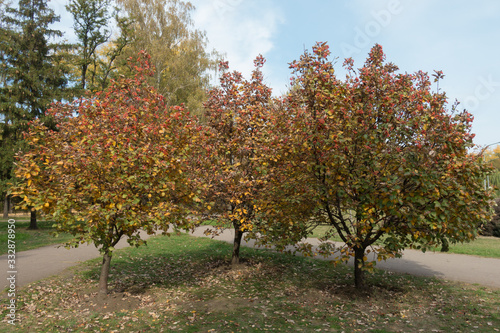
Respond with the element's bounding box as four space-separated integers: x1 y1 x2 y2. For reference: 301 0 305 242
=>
310 225 500 259
2 218 500 259
0 219 74 255
1 233 499 332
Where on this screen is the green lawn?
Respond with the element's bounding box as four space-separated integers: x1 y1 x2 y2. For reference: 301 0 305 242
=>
0 218 74 255
2 217 499 259
310 225 500 258
1 233 498 332
442 236 500 258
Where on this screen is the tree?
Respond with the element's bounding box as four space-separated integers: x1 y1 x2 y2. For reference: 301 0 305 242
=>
92 15 134 91
13 52 198 294
260 42 493 289
116 0 218 115
0 0 11 218
194 56 272 265
0 0 71 227
66 0 112 91
66 0 134 93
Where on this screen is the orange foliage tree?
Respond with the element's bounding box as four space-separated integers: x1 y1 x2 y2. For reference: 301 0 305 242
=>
193 56 273 265
13 52 198 294
258 43 493 288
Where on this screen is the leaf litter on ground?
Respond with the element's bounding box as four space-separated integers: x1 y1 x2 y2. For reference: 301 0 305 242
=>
1 233 499 332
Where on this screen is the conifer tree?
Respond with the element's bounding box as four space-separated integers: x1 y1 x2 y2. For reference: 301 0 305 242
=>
0 0 71 227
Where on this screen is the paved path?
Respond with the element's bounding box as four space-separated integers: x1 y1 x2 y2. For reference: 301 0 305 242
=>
2 227 500 290
190 227 500 289
2 231 156 290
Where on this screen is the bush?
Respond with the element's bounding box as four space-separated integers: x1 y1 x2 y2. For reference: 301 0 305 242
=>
480 198 500 238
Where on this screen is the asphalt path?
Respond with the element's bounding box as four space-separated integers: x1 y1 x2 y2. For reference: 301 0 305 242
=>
2 227 500 291
190 227 500 289
2 230 156 290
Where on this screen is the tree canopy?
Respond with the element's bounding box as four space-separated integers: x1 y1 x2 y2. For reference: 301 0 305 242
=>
0 0 72 225
256 42 493 288
115 0 218 115
13 52 199 294
66 0 112 91
194 56 273 265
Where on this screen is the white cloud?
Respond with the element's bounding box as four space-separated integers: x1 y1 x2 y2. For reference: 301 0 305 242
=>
191 0 284 79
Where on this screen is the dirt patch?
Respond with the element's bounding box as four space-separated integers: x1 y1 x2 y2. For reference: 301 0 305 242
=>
86 292 147 313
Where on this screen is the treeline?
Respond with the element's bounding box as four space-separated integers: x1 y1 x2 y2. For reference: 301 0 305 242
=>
0 0 218 225
11 39 494 292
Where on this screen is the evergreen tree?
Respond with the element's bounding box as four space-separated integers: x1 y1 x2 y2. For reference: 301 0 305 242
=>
0 0 71 227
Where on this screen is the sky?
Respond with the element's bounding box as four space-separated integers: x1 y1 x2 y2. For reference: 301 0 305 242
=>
48 0 500 148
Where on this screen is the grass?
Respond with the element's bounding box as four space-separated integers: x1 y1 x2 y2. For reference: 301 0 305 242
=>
310 225 500 258
440 237 500 258
0 217 74 255
309 225 345 241
199 219 232 228
2 215 499 259
1 233 499 332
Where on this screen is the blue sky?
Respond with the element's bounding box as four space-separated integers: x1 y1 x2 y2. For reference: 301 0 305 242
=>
190 0 500 148
48 0 500 147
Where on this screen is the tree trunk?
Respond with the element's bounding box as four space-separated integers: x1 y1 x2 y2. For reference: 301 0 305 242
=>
99 251 112 295
354 247 366 289
231 227 244 266
440 237 449 252
3 194 9 219
28 209 38 230
81 63 87 90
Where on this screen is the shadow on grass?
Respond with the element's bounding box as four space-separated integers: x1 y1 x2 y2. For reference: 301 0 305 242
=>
5 233 500 333
78 233 441 301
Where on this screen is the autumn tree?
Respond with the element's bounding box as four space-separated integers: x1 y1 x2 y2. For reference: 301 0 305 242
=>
194 56 273 265
0 0 71 227
13 52 198 294
260 42 493 289
116 0 218 115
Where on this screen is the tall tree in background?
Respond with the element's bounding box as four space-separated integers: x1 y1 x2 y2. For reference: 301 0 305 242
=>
66 0 111 91
66 0 133 93
116 0 218 115
0 0 71 226
483 145 500 197
0 0 12 218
